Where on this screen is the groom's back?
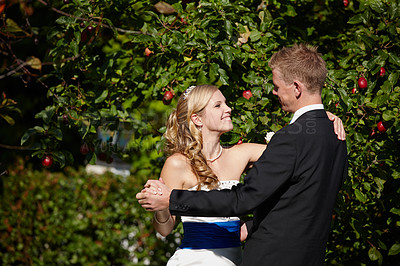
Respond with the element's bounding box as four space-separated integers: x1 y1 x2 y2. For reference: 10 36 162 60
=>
243 110 348 266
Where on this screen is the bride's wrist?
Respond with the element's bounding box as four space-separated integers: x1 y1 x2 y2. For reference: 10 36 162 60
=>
154 211 171 224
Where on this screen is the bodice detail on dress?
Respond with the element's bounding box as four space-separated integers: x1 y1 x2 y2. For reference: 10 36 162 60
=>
179 180 241 250
181 180 240 223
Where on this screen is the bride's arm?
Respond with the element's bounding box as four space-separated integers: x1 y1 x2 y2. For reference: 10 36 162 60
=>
151 154 194 236
234 143 267 163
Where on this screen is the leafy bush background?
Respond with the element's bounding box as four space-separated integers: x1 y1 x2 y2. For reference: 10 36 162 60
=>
0 0 399 265
0 165 179 265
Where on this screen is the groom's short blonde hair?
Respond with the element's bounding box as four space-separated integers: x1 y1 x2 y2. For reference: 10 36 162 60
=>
268 43 327 94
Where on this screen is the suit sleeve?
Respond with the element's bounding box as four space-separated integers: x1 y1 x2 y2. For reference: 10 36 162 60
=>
169 132 297 217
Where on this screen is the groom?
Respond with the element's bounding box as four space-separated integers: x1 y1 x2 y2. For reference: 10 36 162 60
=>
137 43 348 265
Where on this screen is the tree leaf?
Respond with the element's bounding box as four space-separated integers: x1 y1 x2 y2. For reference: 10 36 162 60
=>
21 128 39 145
390 208 400 216
388 243 400 256
225 19 232 38
388 71 399 86
95 90 108 104
370 0 385 14
388 53 400 66
285 5 297 17
383 110 395 121
249 30 261 42
35 106 55 124
368 247 382 263
388 2 400 20
218 68 229 85
0 114 15 125
354 189 367 203
26 56 42 71
348 14 363 25
221 45 233 68
197 70 208 85
172 31 185 53
154 2 176 14
238 25 251 44
209 63 219 82
48 129 63 141
52 151 66 168
5 18 27 34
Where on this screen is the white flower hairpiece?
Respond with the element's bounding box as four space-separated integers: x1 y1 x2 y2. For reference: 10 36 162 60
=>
182 85 196 99
265 132 275 144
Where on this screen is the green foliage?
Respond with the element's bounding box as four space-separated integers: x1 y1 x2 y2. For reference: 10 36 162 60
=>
0 92 21 126
0 165 178 265
0 0 399 265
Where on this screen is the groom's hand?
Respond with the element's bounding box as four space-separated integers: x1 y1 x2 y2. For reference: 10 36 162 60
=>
136 179 171 211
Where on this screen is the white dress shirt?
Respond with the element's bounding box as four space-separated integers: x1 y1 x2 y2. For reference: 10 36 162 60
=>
290 104 324 124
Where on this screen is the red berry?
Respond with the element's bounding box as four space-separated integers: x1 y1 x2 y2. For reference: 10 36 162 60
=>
81 30 88 43
237 139 243 145
163 91 174 105
352 88 357 94
87 26 94 32
370 129 375 137
0 1 5 15
62 114 69 125
377 121 387 133
343 0 349 7
242 90 252 100
379 67 386 77
80 142 90 155
145 48 152 57
180 17 187 24
358 77 367 89
41 155 53 168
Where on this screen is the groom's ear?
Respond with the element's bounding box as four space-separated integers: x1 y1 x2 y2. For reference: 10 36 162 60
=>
191 113 203 127
293 80 303 99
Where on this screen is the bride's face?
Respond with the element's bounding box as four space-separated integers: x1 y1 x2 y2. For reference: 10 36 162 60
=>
200 90 233 134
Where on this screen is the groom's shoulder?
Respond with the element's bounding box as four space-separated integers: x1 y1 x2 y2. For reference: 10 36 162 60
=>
275 111 330 137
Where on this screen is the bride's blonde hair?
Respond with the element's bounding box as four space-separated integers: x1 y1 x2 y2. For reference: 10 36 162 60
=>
164 85 219 190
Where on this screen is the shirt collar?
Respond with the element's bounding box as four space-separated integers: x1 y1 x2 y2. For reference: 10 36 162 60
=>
290 104 324 124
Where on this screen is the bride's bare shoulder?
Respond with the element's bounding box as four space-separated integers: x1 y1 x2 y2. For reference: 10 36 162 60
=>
224 143 267 162
165 153 190 169
162 153 197 189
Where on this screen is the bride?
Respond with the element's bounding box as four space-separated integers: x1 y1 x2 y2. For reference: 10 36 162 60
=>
146 85 344 265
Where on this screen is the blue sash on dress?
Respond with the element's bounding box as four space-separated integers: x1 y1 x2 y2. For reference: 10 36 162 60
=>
180 220 241 249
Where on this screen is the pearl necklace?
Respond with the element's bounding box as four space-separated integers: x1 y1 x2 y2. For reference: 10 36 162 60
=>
206 145 223 162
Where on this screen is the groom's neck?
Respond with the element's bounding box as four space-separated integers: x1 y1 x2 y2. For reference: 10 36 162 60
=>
292 94 322 113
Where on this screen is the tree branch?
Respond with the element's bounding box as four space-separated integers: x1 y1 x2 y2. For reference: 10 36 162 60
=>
37 0 148 35
0 143 31 150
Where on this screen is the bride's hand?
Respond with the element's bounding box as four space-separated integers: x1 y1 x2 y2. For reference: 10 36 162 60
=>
326 111 346 140
240 223 248 242
143 178 167 195
136 179 171 211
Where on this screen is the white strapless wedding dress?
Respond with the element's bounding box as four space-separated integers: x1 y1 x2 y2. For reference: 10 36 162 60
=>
166 180 242 266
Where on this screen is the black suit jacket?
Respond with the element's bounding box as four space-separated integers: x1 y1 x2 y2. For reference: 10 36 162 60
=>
169 110 348 266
